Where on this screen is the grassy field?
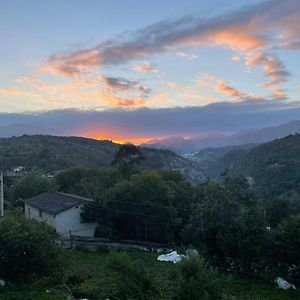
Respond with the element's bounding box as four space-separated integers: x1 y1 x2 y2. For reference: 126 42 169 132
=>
0 249 299 300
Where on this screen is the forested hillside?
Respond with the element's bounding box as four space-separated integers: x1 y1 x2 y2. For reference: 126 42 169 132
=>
0 135 204 181
196 134 300 199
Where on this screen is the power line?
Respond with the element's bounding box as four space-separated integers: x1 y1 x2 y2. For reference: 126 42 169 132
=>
84 198 191 213
82 206 178 221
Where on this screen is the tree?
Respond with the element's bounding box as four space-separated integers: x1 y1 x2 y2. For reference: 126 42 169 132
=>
274 214 300 285
55 167 121 198
0 211 64 283
217 209 268 273
112 144 144 177
182 176 258 264
266 197 300 227
83 171 179 243
174 256 227 300
10 172 55 207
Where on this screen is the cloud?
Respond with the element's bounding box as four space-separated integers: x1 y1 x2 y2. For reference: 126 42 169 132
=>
175 51 198 60
271 89 287 100
41 49 101 77
231 55 241 62
0 87 39 98
133 61 158 73
195 75 215 88
41 0 300 86
100 75 151 99
1 100 300 139
167 82 179 89
246 53 289 86
12 74 150 109
216 80 244 98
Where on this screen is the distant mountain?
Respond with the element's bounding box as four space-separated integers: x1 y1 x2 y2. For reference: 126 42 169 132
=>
142 120 300 155
0 124 59 137
142 133 229 155
0 135 205 182
229 120 300 145
195 133 300 199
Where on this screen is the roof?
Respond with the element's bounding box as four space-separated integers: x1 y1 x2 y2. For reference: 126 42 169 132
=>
24 192 94 215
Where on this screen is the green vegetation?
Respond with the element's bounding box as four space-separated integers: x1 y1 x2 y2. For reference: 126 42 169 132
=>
0 212 64 283
1 250 299 300
1 134 300 298
4 164 300 287
0 135 202 181
196 133 300 200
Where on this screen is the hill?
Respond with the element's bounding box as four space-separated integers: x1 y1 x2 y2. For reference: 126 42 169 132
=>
0 135 204 181
196 134 300 199
142 120 300 155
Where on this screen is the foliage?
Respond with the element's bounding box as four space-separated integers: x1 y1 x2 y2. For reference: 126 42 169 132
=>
217 209 268 273
2 250 300 300
196 133 300 200
82 171 181 243
0 135 201 181
273 214 300 285
0 211 64 283
112 143 145 177
266 197 300 227
174 256 228 300
8 172 55 207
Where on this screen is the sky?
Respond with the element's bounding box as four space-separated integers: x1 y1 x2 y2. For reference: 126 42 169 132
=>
0 0 300 143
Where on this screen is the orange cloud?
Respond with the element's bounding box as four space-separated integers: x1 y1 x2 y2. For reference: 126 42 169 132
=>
100 91 145 108
0 87 39 98
41 49 101 77
232 55 241 62
167 82 179 89
133 61 158 73
216 80 244 98
246 53 289 87
271 89 287 100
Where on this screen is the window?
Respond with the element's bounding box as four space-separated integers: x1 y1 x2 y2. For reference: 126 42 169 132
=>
39 209 43 218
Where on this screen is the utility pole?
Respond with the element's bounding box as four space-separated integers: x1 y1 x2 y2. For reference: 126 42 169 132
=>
0 171 4 217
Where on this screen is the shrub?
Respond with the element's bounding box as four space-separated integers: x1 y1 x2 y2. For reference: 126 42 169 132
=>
0 211 64 283
173 256 229 300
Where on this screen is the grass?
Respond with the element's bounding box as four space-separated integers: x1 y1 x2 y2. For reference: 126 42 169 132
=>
0 249 299 300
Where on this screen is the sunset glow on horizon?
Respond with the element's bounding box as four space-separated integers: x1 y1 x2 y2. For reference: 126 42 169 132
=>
1 0 300 139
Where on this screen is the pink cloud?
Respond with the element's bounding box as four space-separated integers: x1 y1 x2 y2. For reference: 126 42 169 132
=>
216 80 244 98
167 82 179 89
231 55 241 62
271 89 287 100
246 53 289 87
41 49 101 77
133 61 158 73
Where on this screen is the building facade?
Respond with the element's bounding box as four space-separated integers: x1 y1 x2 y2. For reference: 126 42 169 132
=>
24 192 97 237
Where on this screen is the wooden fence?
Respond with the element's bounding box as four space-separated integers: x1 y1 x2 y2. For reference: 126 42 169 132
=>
61 234 170 252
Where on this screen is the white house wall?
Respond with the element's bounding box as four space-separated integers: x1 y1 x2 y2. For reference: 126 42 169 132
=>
24 203 55 227
24 203 97 237
54 205 97 237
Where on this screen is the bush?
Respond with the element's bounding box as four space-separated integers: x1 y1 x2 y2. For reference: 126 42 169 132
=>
173 256 229 300
75 251 173 299
0 211 65 283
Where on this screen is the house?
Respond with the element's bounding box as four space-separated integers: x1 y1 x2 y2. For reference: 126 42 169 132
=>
24 192 97 237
